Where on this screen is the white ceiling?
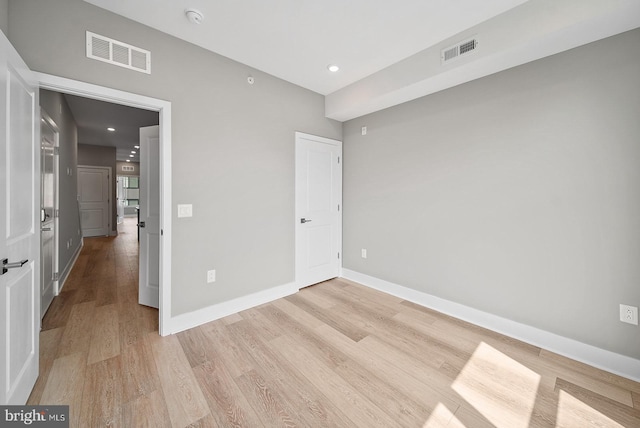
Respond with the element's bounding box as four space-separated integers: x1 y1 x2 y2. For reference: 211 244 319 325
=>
83 0 527 95
82 0 640 122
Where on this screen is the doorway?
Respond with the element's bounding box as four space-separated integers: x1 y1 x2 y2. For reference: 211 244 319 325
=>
36 72 173 335
294 132 343 289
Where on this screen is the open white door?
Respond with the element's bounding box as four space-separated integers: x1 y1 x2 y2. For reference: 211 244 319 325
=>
0 32 40 404
139 126 160 308
40 110 59 318
295 132 342 288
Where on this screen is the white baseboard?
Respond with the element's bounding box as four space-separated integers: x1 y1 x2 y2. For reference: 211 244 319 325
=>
56 241 83 294
166 282 298 335
341 269 640 382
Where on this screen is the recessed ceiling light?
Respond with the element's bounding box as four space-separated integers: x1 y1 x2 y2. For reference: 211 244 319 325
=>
126 159 131 162
134 145 140 149
107 127 115 132
129 154 134 158
327 64 340 73
131 150 136 154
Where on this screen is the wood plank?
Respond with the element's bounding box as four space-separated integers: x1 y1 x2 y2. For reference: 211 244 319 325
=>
226 319 355 427
149 333 209 427
87 303 121 364
121 389 172 428
285 293 369 342
193 360 265 428
39 352 87 427
27 327 64 405
177 326 217 368
121 335 161 403
555 377 640 427
272 333 396 427
79 356 124 427
41 289 76 330
56 300 96 358
233 369 299 427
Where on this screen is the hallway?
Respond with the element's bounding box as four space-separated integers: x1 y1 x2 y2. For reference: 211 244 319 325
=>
28 217 159 424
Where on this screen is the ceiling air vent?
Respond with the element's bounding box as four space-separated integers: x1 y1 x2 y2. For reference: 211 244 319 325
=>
441 37 478 64
86 31 151 74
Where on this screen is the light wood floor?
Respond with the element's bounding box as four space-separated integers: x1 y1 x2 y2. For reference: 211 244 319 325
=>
28 218 640 427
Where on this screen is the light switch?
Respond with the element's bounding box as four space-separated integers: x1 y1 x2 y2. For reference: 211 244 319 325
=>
177 204 193 218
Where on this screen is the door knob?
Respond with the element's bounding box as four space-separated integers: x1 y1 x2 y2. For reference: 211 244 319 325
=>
300 218 312 224
1 258 28 275
139 221 146 228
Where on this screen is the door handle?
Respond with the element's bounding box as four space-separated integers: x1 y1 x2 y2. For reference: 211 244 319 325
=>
300 218 312 224
41 227 52 232
1 258 29 275
138 221 146 228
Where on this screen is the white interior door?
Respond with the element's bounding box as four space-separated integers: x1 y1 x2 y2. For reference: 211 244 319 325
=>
0 31 40 405
295 132 342 288
139 125 160 308
77 166 110 237
40 110 58 318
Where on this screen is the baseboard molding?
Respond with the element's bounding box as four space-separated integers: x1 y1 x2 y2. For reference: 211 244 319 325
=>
341 269 640 382
57 241 83 294
166 282 298 335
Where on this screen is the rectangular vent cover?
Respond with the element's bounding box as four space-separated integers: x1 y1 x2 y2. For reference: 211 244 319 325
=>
86 31 151 74
442 37 478 64
121 165 135 172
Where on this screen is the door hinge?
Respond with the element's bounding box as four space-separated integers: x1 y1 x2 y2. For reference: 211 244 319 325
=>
53 272 59 281
53 147 59 156
338 252 340 259
55 209 60 218
338 156 340 164
161 229 163 236
338 204 340 211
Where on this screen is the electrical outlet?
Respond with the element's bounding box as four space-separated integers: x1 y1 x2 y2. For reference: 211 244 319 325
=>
361 126 367 135
361 249 367 259
619 304 638 325
207 269 216 283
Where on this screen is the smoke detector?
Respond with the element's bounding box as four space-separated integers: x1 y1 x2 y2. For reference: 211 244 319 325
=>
185 8 204 24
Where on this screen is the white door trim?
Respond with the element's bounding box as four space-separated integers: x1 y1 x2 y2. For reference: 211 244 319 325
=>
77 165 111 237
294 132 343 289
35 72 173 336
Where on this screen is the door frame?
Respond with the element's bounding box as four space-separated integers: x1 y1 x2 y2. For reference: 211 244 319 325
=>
40 108 60 315
77 165 112 237
35 72 173 336
294 132 343 289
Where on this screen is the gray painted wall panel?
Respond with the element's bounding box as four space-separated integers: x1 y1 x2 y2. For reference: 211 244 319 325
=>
343 29 640 359
8 0 341 316
39 89 82 281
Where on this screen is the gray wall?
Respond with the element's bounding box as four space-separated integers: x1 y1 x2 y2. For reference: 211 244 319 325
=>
39 90 82 281
0 0 7 35
343 29 640 359
8 0 341 316
78 144 118 235
116 161 139 177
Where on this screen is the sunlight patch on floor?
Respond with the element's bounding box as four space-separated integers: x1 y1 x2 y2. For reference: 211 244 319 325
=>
452 341 540 428
423 403 466 428
556 390 624 428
